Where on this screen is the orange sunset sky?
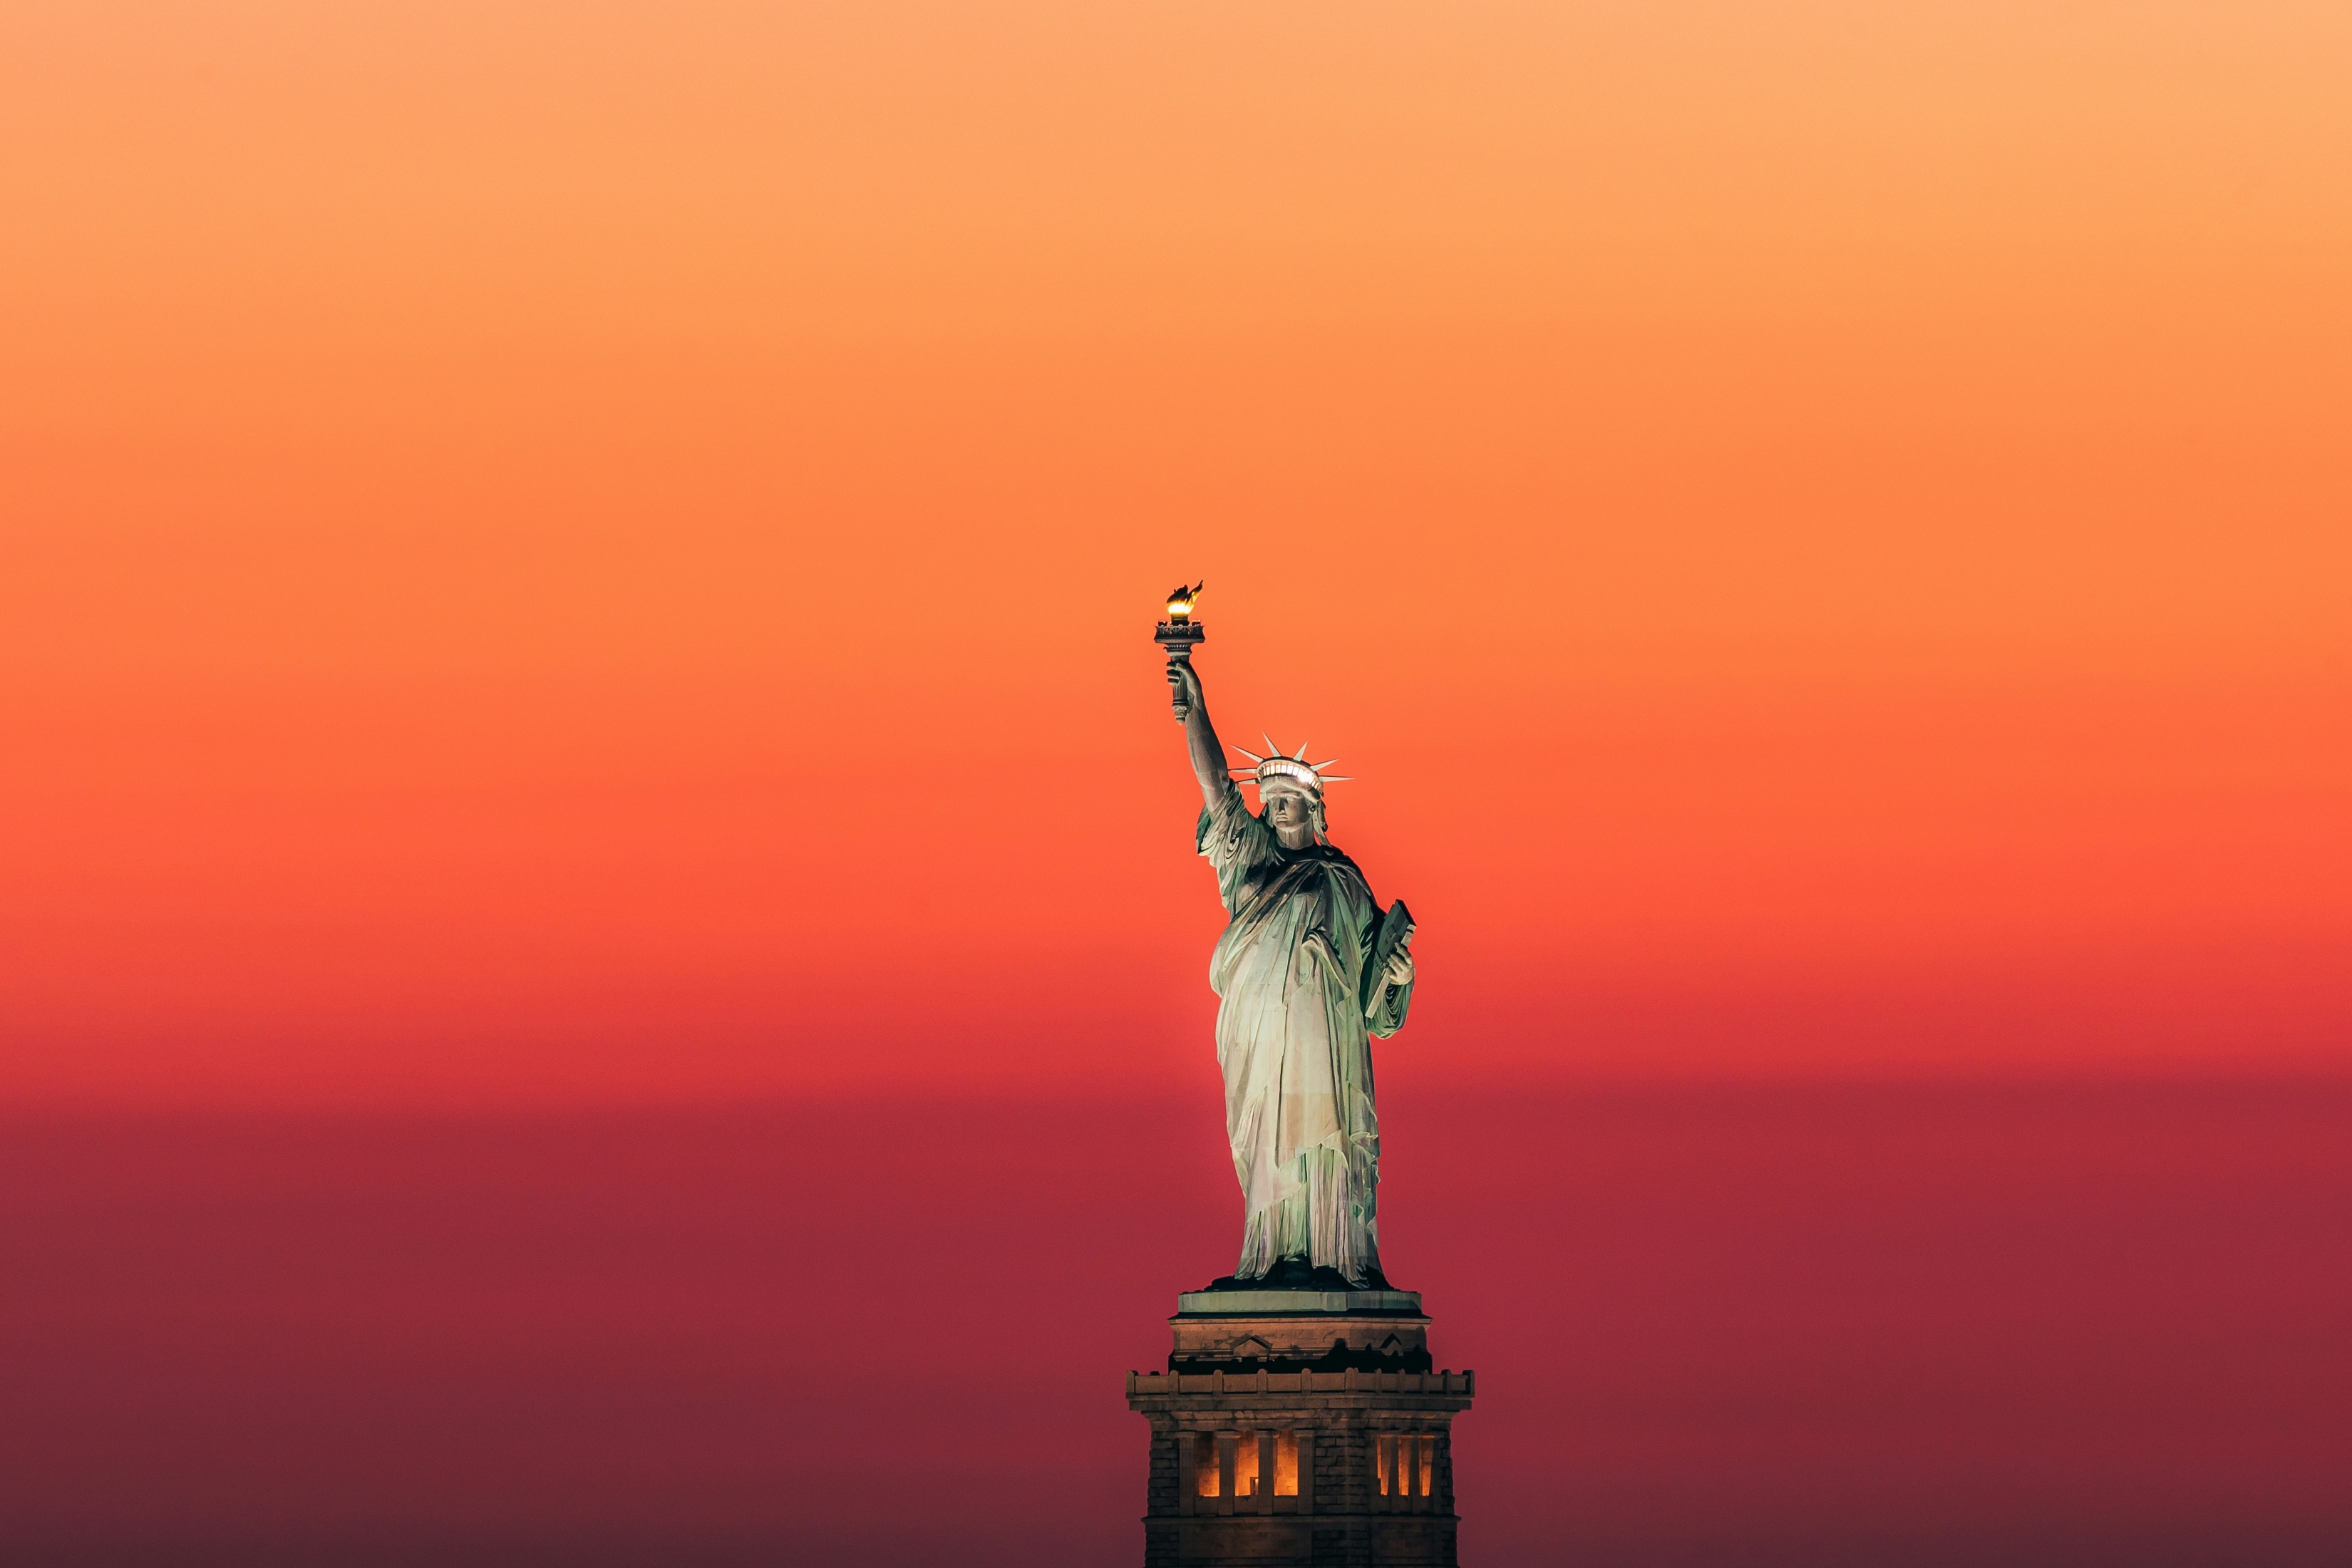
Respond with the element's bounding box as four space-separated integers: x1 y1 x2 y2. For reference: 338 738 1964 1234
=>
4 1 2348 1106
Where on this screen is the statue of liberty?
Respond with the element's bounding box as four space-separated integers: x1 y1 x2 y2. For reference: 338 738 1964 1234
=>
1166 654 1417 1289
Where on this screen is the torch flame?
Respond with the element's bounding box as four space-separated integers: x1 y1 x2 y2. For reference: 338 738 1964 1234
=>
1166 581 1203 621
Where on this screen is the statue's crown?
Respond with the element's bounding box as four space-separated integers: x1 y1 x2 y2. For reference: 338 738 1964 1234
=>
1232 736 1351 797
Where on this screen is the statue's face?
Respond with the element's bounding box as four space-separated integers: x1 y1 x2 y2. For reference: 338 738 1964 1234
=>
1263 788 1319 845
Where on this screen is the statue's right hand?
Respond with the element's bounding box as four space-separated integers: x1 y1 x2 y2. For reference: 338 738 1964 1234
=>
1167 659 1203 710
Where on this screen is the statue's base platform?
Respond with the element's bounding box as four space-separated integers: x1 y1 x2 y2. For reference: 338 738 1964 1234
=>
1172 1264 1431 1373
1128 1282 1474 1566
1176 1286 1423 1316
1170 1294 1433 1375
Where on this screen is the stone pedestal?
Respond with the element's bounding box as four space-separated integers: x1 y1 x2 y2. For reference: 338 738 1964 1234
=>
1127 1281 1475 1566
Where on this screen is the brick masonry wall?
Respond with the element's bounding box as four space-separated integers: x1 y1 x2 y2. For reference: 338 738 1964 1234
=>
1128 1384 1470 1566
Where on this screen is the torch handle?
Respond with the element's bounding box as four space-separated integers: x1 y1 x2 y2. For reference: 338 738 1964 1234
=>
1155 621 1205 722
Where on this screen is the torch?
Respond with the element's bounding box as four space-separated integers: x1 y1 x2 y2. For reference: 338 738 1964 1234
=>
1154 582 1206 721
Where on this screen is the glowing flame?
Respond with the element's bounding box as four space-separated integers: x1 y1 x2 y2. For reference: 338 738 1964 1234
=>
1165 581 1202 621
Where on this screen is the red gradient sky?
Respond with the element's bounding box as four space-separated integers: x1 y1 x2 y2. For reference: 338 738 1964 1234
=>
4 1 2350 1107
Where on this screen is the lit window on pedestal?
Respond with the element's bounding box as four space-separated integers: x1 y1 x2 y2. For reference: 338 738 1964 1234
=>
1191 1430 1304 1498
1378 1434 1433 1498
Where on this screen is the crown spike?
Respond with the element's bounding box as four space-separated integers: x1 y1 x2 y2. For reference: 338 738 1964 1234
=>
1234 731 1359 793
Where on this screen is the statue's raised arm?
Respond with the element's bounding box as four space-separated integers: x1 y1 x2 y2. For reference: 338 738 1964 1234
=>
1167 659 1231 810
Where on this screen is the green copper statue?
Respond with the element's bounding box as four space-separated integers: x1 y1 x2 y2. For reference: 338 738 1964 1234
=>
1167 655 1418 1287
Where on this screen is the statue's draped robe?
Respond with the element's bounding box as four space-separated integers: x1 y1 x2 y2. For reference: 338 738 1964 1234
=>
1198 783 1414 1284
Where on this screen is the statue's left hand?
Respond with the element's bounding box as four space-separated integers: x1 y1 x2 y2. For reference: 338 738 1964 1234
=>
1382 934 1415 988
